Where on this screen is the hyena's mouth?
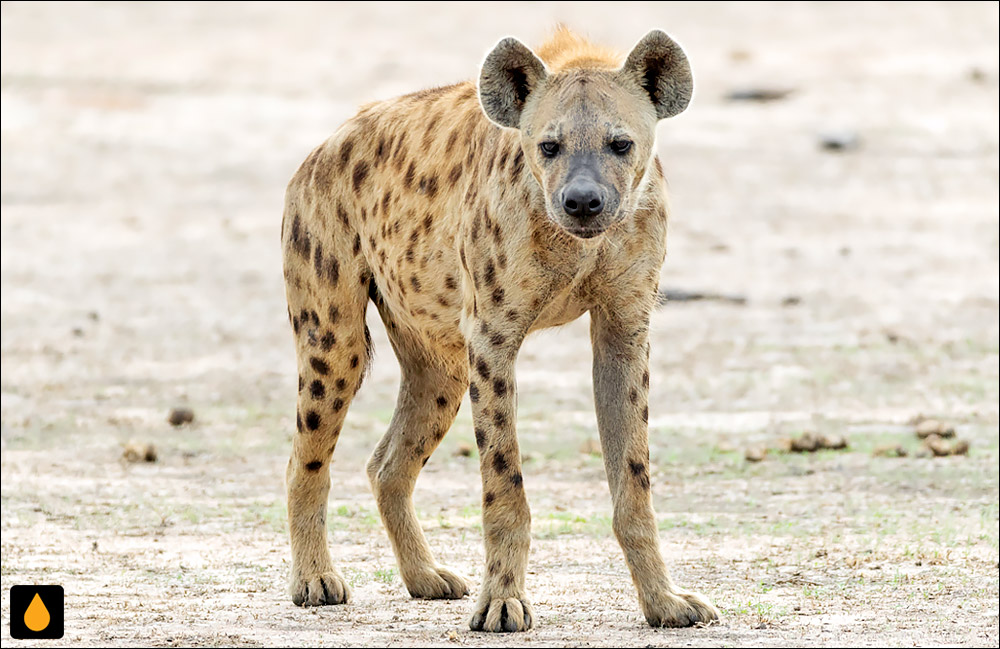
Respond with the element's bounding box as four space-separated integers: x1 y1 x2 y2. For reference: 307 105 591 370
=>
564 225 606 239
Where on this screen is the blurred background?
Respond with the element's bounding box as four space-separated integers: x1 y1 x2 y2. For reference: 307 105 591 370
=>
1 2 997 646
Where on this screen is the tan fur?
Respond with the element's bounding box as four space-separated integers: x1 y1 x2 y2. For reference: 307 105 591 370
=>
535 25 623 72
280 27 717 632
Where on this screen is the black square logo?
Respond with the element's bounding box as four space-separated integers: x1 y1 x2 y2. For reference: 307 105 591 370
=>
9 585 64 639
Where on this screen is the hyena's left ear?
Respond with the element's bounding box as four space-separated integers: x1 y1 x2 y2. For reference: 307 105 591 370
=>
620 30 693 120
478 37 548 129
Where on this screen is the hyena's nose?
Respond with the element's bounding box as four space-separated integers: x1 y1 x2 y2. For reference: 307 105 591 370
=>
561 181 605 219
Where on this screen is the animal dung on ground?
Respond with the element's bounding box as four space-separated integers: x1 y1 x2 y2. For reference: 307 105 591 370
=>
123 441 157 463
783 432 849 454
915 419 955 439
873 444 908 458
167 407 195 426
923 434 969 457
818 434 848 450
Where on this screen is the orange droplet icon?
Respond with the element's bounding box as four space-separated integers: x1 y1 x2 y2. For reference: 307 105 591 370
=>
24 592 51 632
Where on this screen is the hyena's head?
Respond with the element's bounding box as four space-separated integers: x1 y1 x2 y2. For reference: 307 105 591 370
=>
478 30 692 239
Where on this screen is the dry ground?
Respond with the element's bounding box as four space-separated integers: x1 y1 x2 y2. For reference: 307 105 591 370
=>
1 2 998 647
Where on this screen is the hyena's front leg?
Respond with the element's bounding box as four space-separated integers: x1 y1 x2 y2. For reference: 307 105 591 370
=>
590 306 720 627
466 327 534 632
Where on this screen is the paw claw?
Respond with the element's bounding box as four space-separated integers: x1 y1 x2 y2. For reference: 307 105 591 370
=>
643 590 719 628
290 570 351 606
470 596 534 632
405 565 470 599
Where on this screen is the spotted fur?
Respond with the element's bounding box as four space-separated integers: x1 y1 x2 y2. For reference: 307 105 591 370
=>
280 26 717 632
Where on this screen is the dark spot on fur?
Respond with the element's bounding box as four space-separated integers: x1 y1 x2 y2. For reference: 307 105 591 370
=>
310 357 330 375
469 382 480 403
298 375 304 392
436 395 448 408
629 460 650 490
642 371 650 388
296 410 303 432
476 358 490 380
475 427 487 450
309 380 325 399
404 161 417 190
352 160 369 192
448 162 463 186
490 332 505 346
305 411 321 431
642 406 649 422
493 378 507 397
493 410 506 428
483 491 495 506
332 398 344 412
305 460 323 472
491 287 505 305
501 572 514 587
484 260 496 286
352 234 361 255
410 275 422 292
338 139 354 172
445 275 457 290
350 355 360 369
320 332 336 351
629 388 639 404
492 452 508 474
511 472 523 487
335 378 346 391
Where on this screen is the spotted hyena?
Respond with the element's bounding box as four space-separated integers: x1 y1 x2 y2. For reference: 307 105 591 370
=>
280 26 719 631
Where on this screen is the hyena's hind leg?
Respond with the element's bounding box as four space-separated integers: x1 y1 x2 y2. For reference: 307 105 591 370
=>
366 295 470 599
283 205 373 606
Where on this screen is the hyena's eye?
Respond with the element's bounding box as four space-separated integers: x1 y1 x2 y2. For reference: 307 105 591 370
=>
539 141 560 158
609 139 633 155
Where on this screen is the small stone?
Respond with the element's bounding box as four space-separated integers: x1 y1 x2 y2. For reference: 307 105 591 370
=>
950 439 970 456
915 419 954 439
123 442 157 463
168 407 195 426
726 87 795 102
745 447 767 462
579 438 602 456
454 443 473 457
819 130 860 152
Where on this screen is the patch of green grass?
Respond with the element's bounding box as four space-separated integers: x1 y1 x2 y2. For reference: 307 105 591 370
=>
533 510 613 539
374 566 397 585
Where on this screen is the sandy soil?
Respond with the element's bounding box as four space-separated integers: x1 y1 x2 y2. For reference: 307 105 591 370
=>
2 2 998 646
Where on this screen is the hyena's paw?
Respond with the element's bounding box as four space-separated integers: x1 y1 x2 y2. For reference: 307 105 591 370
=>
642 589 719 628
404 565 470 600
469 593 535 633
290 570 351 607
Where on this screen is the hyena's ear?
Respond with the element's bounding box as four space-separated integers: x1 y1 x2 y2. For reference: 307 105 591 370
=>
478 37 548 128
620 30 693 120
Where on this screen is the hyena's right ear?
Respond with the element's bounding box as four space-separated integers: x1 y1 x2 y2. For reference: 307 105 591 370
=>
478 37 548 129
